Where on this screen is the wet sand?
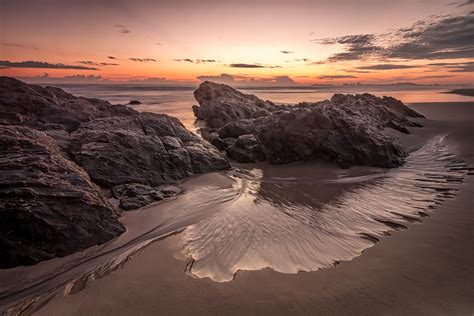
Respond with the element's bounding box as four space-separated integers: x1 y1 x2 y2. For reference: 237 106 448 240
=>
7 102 474 315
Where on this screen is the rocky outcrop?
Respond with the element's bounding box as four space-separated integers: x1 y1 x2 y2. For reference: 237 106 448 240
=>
0 126 125 268
0 77 231 268
193 81 424 168
69 112 230 187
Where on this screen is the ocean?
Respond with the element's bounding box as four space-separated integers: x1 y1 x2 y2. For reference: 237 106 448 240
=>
52 84 473 131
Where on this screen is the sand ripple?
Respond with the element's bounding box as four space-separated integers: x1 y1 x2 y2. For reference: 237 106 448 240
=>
183 135 471 281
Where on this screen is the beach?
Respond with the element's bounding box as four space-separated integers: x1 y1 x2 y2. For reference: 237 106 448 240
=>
18 101 472 315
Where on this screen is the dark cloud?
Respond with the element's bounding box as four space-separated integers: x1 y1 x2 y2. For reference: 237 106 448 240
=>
429 61 474 72
458 0 474 6
356 64 419 70
412 74 455 79
318 75 357 79
114 24 130 34
312 11 474 62
313 34 382 62
156 42 162 46
108 56 117 60
228 63 281 68
78 61 119 66
308 60 325 65
174 58 194 63
280 50 295 54
0 60 98 70
129 58 157 62
2 42 39 50
196 59 217 63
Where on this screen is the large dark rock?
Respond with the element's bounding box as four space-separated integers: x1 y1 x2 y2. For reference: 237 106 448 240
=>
0 126 125 269
0 77 232 268
69 112 230 187
193 82 425 168
0 76 135 134
193 81 284 128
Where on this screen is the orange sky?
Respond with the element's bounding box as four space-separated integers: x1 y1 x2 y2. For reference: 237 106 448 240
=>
1 0 473 85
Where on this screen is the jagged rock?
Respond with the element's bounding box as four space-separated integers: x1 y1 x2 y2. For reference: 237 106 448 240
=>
0 126 125 269
193 82 425 168
0 76 136 133
193 81 284 128
69 112 230 187
227 134 266 163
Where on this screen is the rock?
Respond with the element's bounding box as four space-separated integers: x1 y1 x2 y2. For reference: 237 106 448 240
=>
112 183 182 210
227 134 266 163
193 81 283 128
0 76 136 133
0 126 125 269
193 82 425 168
69 112 230 187
129 100 142 105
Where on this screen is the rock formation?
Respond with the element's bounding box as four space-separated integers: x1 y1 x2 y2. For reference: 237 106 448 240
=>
0 126 125 268
0 76 230 268
193 81 424 167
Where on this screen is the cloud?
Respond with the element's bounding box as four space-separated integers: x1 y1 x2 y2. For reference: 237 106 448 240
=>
114 24 130 34
156 42 163 46
174 58 218 64
312 11 474 62
318 75 358 79
2 42 39 50
356 64 419 70
174 58 194 63
429 61 474 72
458 0 474 6
228 63 281 68
0 60 98 70
196 73 297 86
280 50 295 54
307 60 325 65
16 73 108 83
129 58 157 62
313 34 382 62
108 56 117 60
78 60 119 66
197 73 238 85
196 59 217 63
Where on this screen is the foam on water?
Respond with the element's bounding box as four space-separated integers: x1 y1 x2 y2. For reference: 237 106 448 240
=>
182 135 471 282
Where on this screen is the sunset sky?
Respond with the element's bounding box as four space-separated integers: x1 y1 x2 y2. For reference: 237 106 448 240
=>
1 0 473 85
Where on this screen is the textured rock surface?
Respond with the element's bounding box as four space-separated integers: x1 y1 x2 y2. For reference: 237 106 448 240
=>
193 81 425 168
0 77 231 268
112 183 182 210
0 126 124 269
69 112 230 187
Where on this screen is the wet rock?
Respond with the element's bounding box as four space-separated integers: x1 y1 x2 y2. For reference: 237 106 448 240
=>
112 183 182 210
0 126 125 269
193 82 425 168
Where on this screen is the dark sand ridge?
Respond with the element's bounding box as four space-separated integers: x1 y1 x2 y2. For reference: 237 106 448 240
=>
3 102 474 315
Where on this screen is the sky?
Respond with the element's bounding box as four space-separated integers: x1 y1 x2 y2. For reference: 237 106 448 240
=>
0 0 473 85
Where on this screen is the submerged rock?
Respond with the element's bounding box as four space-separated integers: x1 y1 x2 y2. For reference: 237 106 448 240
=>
193 81 425 168
0 126 124 269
